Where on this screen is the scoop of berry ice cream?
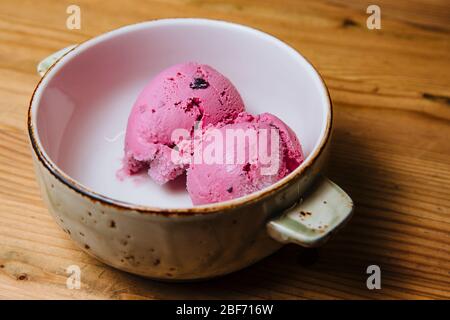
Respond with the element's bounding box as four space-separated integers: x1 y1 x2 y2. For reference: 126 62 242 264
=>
186 112 304 205
123 62 245 184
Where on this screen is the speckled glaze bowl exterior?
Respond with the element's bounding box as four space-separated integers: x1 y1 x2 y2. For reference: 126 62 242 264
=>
29 19 351 280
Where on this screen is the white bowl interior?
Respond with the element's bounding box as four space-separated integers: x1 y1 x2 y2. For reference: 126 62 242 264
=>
34 19 329 208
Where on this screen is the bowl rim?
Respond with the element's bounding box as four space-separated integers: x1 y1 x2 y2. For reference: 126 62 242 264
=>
28 18 333 216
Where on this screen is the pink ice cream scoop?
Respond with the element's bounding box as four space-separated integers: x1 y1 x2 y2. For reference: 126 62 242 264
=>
123 62 245 184
186 112 305 205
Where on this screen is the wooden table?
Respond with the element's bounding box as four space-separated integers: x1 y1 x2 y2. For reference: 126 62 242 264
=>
0 0 449 299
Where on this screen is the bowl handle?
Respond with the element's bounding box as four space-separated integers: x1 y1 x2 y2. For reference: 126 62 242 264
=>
267 176 353 247
37 45 77 77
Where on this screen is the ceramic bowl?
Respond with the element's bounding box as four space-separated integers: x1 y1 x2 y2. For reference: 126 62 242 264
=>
29 19 353 280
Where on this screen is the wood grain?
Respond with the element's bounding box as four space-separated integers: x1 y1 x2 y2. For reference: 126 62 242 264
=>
0 0 449 299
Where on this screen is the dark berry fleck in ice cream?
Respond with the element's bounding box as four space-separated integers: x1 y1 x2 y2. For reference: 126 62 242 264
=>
185 97 201 112
242 163 251 173
227 187 233 193
190 78 209 89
